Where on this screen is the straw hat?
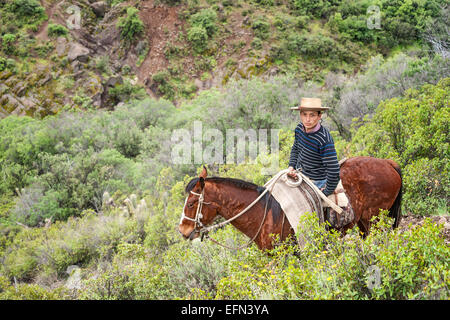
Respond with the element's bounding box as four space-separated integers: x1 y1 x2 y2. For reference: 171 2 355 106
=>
290 98 329 112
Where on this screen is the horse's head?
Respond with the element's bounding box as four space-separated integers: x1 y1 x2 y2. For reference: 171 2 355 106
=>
178 166 219 240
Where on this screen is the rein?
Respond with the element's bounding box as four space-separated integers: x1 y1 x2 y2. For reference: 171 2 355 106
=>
182 172 286 250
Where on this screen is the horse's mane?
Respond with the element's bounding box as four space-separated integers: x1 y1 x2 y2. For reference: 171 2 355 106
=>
184 176 283 223
185 176 259 193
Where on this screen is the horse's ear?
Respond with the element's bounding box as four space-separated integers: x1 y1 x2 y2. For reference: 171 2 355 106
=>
200 165 207 179
198 177 205 190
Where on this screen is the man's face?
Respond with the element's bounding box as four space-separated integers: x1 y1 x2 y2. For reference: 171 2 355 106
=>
300 110 321 131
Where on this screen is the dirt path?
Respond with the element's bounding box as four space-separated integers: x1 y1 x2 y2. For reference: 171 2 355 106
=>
36 1 65 42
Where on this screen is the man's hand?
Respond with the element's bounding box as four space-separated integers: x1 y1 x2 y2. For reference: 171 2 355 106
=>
287 166 298 180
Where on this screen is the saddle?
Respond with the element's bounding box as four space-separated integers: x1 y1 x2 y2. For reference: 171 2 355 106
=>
264 170 354 236
323 180 355 229
325 180 348 207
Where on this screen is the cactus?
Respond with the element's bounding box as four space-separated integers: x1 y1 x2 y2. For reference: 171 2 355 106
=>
102 191 115 209
123 198 134 217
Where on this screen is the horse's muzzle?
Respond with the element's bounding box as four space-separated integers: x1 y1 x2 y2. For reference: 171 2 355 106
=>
178 226 199 241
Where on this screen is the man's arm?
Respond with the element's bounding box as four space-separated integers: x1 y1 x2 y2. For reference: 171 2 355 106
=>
321 140 340 196
288 127 301 169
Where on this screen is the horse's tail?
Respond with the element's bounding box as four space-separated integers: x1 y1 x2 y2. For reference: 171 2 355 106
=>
388 161 402 229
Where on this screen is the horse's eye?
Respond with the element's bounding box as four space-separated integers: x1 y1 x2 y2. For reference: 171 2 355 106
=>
187 202 194 208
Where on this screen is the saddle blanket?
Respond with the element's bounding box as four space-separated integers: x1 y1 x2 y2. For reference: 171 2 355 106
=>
264 170 350 235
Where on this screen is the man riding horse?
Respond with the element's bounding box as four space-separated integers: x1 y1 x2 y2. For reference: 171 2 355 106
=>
287 98 340 197
179 98 402 249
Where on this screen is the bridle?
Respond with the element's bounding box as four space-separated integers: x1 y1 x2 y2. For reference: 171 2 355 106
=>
179 189 211 233
180 185 272 249
179 173 287 249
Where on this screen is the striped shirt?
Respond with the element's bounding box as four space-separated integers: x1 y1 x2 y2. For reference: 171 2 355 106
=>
289 123 340 196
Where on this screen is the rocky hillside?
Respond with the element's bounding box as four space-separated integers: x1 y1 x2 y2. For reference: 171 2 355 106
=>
0 0 447 117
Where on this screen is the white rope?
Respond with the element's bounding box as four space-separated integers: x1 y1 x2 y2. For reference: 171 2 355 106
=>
200 187 269 233
200 171 287 234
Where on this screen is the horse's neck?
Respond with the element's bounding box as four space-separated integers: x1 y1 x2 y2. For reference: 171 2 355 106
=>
211 183 264 237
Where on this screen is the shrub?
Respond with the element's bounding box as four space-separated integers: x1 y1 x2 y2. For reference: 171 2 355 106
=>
2 208 147 282
11 148 137 226
297 34 335 58
0 275 65 299
117 7 144 44
7 0 45 19
327 52 450 139
403 158 448 215
0 116 49 195
323 0 446 47
269 42 289 63
292 0 330 18
251 18 270 40
108 80 147 104
348 78 450 215
189 8 218 37
152 70 176 99
187 25 209 53
79 242 171 299
1 100 178 226
253 0 274 6
215 211 449 299
251 37 263 50
159 0 182 5
294 15 308 29
47 23 68 37
2 33 16 54
180 81 198 98
0 57 6 71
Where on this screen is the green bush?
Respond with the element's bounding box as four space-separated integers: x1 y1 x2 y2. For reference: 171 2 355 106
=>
2 207 147 282
187 25 209 53
159 0 182 5
185 8 218 54
324 0 446 47
108 80 147 104
251 17 270 40
292 0 331 18
152 70 176 99
348 78 449 215
0 275 66 299
7 0 45 19
11 148 137 226
2 33 16 54
403 158 448 215
80 244 167 299
294 15 308 29
117 7 144 44
253 0 274 6
0 99 178 226
251 37 263 50
0 57 6 71
328 13 377 43
47 23 68 37
297 34 335 58
189 8 218 37
215 211 449 299
0 116 48 195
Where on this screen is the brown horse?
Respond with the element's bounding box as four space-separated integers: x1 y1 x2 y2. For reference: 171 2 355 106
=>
339 156 402 234
178 156 402 250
